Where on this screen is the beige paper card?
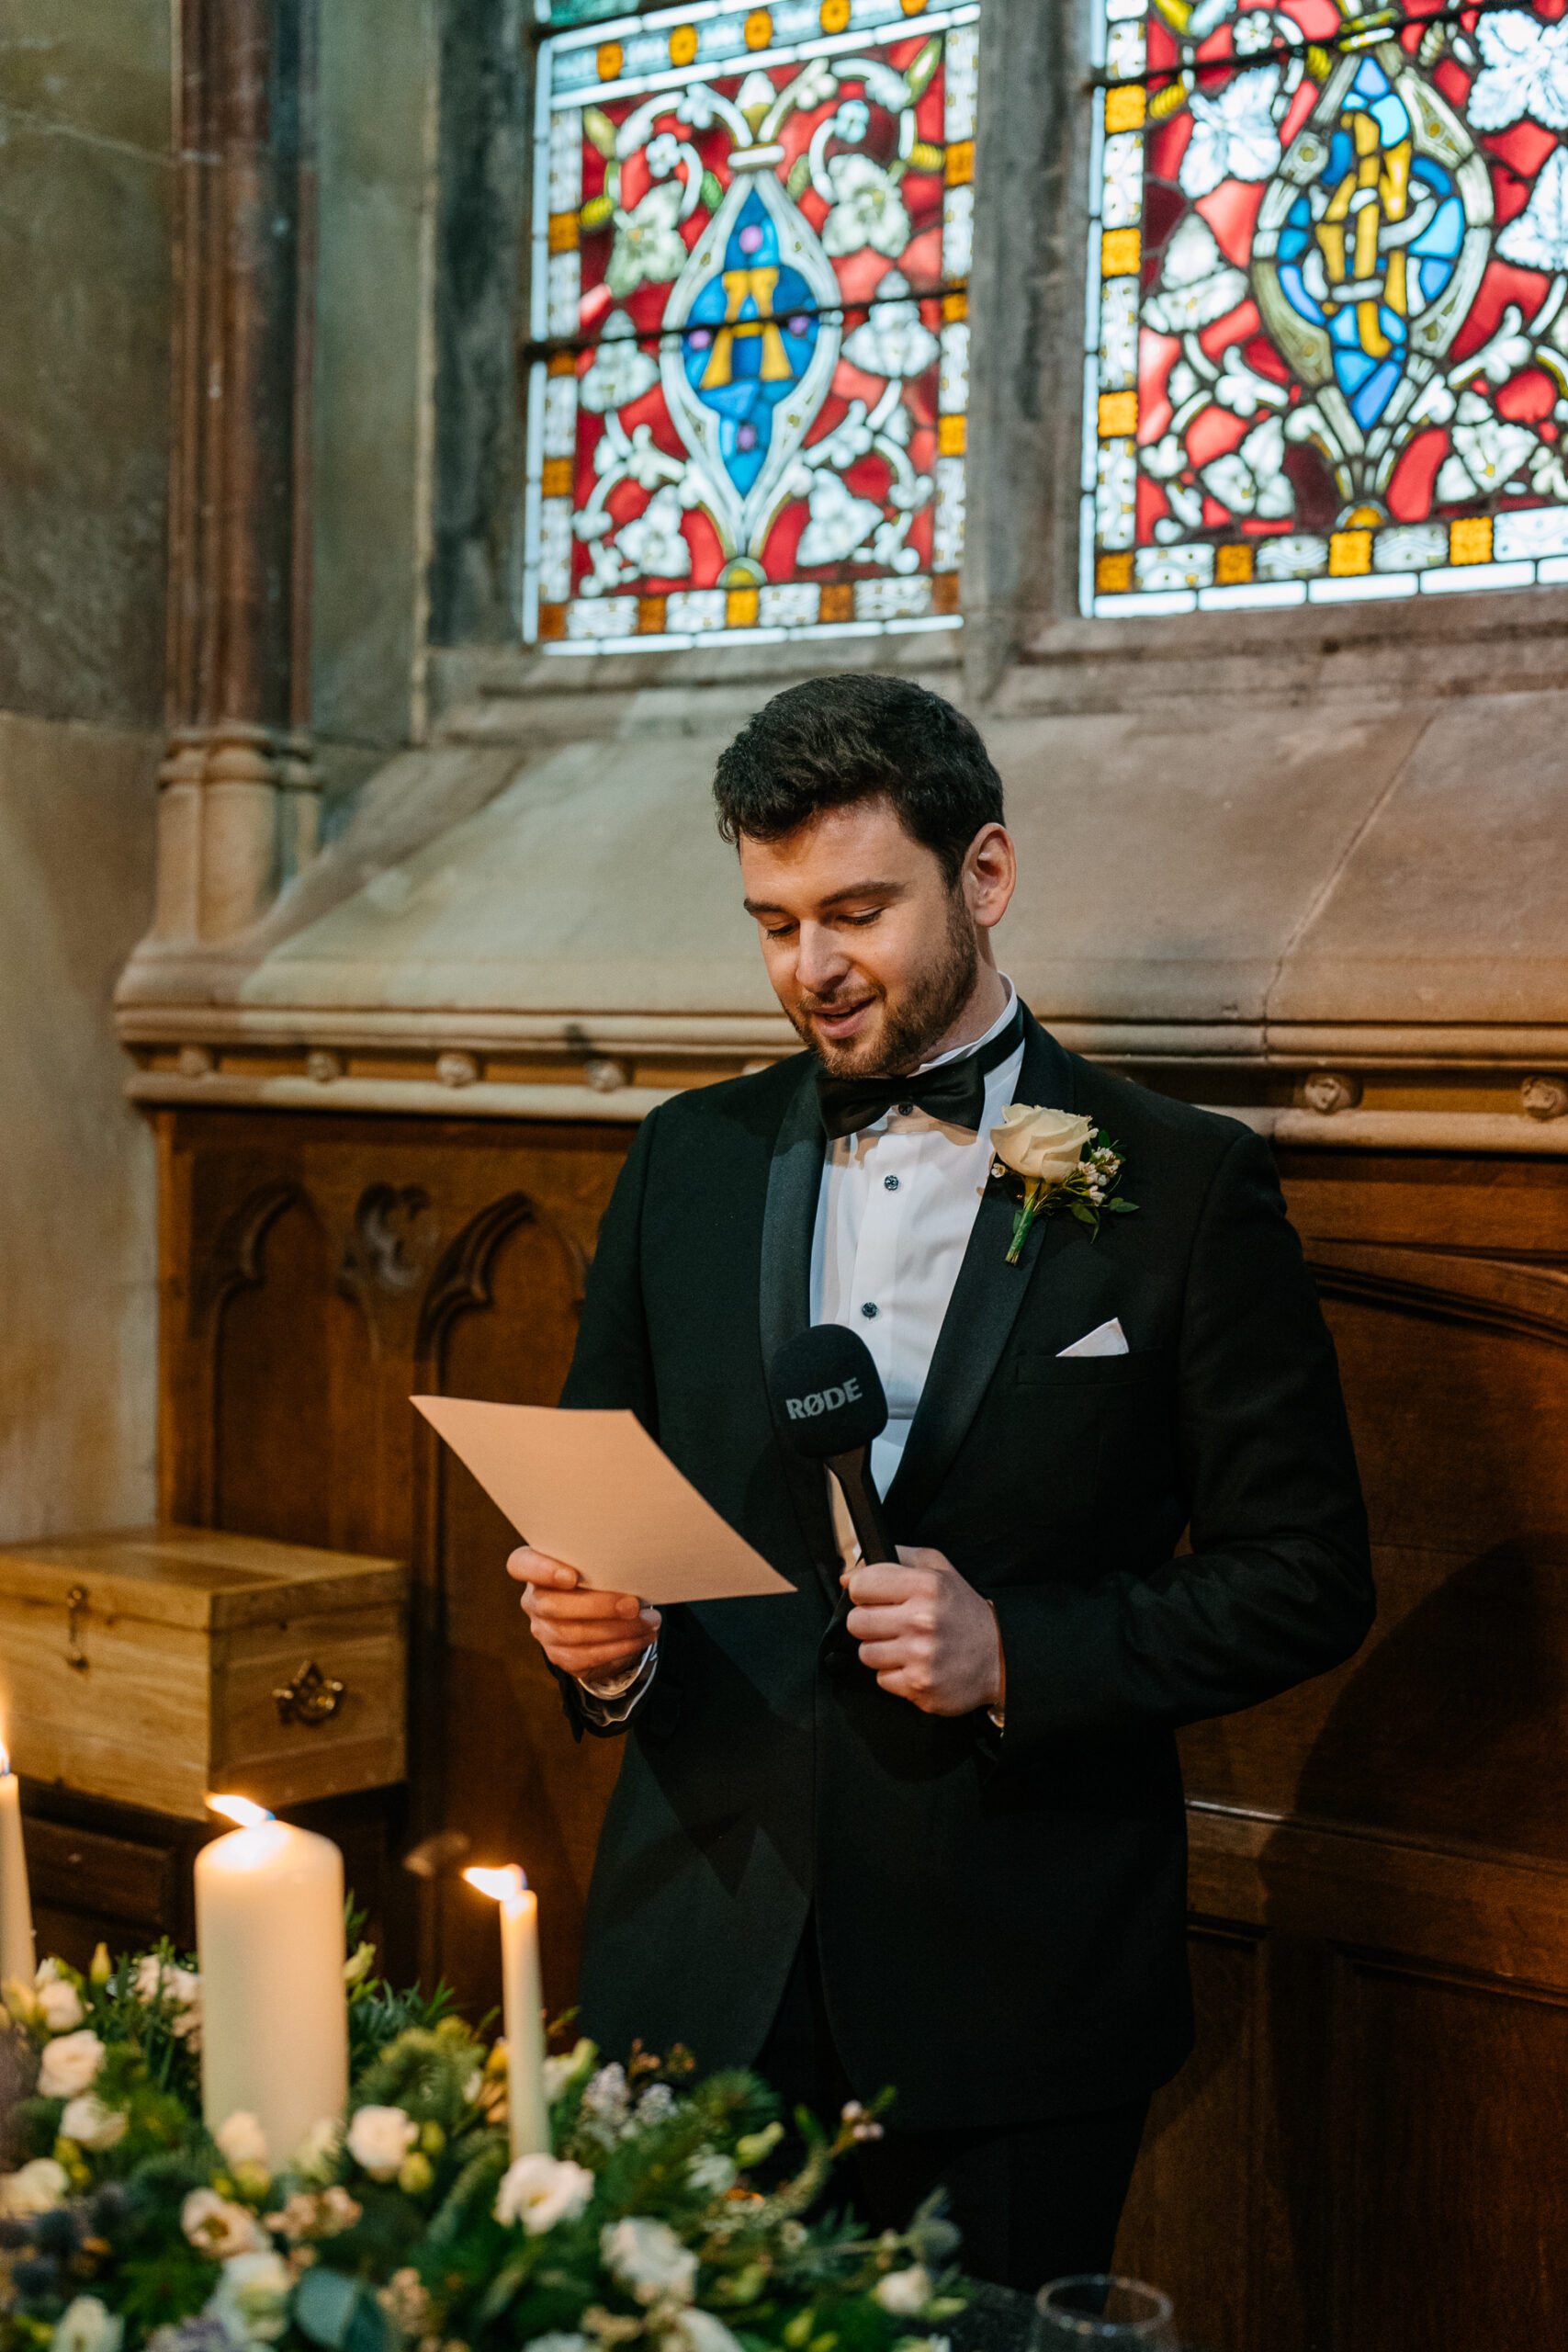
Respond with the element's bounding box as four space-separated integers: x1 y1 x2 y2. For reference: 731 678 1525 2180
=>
412 1396 791 1604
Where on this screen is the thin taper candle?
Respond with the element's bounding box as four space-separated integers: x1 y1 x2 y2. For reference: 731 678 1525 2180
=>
0 1735 35 1990
465 1866 549 2157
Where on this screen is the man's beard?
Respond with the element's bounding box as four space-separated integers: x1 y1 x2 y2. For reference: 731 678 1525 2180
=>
788 891 980 1077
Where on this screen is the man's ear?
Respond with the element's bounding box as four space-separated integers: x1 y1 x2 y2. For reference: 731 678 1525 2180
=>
964 823 1017 932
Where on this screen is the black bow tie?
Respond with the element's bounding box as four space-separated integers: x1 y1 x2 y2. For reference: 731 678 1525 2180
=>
815 1006 1024 1141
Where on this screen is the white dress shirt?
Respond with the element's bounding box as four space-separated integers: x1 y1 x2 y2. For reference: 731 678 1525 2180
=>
578 978 1022 1722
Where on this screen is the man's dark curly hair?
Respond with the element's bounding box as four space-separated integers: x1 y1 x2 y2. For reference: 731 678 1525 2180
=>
712 673 1005 887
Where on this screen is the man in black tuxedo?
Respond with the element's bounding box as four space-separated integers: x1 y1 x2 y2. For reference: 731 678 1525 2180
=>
510 673 1372 2290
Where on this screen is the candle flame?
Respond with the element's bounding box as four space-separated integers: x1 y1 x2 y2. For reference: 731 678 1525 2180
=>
207 1792 274 1828
0 1733 9 1778
464 1864 527 1902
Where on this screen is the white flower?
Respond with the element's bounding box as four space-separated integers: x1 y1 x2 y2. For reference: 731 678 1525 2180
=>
39 2030 106 2099
581 311 660 415
685 2148 737 2197
1235 9 1281 55
205 2249 293 2346
543 2037 596 2100
524 2338 587 2352
346 2104 419 2182
183 2188 265 2258
874 2266 932 2317
51 2299 122 2352
215 2112 270 2168
615 485 693 581
605 181 687 298
833 98 871 144
1450 399 1538 494
0 2157 69 2216
842 270 939 380
601 2214 698 2304
796 469 884 566
1470 10 1568 134
1497 145 1568 271
822 154 910 260
1145 214 1247 334
990 1104 1094 1184
1179 66 1282 199
36 1975 85 2034
666 2313 741 2352
646 132 682 179
494 2153 596 2234
60 2096 128 2153
1201 414 1293 519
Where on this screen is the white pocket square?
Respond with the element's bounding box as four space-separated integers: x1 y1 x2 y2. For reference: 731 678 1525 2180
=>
1055 1317 1129 1360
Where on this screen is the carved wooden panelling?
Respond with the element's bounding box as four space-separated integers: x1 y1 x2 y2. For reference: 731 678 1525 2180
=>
157 1114 1568 2349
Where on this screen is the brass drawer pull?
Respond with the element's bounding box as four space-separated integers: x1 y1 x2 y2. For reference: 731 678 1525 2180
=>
272 1659 345 1725
65 1583 89 1673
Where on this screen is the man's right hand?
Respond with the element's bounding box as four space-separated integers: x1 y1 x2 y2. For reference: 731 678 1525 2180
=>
509 1547 660 1679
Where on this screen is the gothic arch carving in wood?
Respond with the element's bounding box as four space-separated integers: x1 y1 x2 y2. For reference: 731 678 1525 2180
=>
1307 1239 1568 1352
194 1179 306 1336
414 1190 587 1374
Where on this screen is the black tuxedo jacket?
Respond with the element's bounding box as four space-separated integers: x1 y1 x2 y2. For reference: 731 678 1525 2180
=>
557 1012 1372 2128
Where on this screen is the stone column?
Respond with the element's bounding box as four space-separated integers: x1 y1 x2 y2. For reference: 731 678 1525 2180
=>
157 0 320 944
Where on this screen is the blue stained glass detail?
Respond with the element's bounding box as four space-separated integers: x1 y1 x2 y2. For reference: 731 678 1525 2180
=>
682 193 820 496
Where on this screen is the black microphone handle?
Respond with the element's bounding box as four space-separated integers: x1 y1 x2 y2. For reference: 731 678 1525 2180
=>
825 1446 897 1566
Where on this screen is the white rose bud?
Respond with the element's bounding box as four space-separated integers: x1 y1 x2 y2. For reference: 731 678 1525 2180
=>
215 2111 270 2168
494 2152 596 2234
50 2297 123 2352
345 2104 419 2182
36 1978 85 2035
38 2030 107 2100
0 2158 70 2217
600 2214 698 2304
874 2266 933 2316
205 2249 293 2345
989 1105 1094 1185
667 2313 743 2352
60 2096 128 2154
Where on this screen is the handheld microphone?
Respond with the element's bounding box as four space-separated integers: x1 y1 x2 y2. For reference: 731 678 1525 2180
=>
768 1323 896 1566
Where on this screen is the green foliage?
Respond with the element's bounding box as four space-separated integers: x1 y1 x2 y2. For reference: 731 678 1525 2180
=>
2 1936 964 2352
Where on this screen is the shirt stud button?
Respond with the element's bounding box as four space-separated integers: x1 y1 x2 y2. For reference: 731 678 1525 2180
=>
897 1101 915 1116
861 1301 879 1319
884 1174 900 1191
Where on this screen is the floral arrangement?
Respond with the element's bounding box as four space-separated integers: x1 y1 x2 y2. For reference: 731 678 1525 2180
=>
0 1943 963 2352
988 1107 1136 1264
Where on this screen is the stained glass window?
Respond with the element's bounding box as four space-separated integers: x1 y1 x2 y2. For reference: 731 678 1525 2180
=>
523 0 978 652
1084 1 1568 616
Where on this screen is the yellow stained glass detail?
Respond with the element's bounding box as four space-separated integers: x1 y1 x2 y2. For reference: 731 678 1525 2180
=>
1215 543 1254 585
547 350 577 378
1328 529 1372 575
1450 515 1493 565
1096 551 1134 593
1104 85 1146 133
1101 227 1141 277
819 0 851 27
942 289 968 321
540 458 573 498
727 587 761 627
945 139 975 186
701 268 792 388
538 604 567 640
744 9 773 48
819 582 854 623
669 25 699 65
1098 390 1137 437
901 0 930 14
596 41 623 81
637 595 668 634
547 212 579 254
938 413 967 455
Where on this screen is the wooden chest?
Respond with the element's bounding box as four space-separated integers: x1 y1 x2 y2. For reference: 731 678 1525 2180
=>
0 1527 407 1821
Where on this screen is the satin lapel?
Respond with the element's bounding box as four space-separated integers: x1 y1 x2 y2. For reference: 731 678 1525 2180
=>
884 1012 1080 1536
759 1061 839 1607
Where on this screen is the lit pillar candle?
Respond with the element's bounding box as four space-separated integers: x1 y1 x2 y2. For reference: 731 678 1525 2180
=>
0 1734 35 1990
196 1796 349 2166
465 1866 549 2158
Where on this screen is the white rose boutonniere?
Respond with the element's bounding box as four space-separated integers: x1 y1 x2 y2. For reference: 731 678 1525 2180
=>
989 1105 1137 1263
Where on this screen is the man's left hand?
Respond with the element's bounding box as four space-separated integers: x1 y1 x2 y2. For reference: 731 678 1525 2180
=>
843 1546 1005 1716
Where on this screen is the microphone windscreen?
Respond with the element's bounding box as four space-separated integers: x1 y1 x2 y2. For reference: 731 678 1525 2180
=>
770 1324 888 1460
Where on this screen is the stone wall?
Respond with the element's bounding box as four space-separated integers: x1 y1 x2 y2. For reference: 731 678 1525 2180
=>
0 2 166 1536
